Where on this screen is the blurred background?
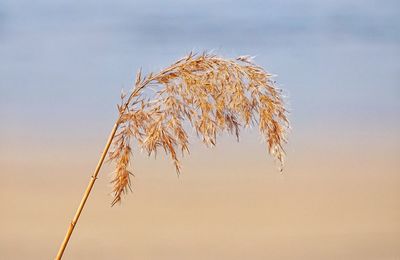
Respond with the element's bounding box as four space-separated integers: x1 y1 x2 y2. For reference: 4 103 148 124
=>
0 0 399 259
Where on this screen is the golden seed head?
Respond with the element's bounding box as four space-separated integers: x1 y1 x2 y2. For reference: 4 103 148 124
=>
108 52 290 205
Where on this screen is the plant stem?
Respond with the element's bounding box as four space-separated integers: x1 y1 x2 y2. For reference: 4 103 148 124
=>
54 74 150 260
55 122 119 260
54 57 215 259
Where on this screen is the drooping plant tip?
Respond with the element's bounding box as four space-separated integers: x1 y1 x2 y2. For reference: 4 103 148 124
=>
108 52 289 205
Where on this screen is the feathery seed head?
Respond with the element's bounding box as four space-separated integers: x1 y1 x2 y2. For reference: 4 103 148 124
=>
108 52 289 205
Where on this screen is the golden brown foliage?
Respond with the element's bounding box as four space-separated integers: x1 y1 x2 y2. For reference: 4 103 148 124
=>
108 52 289 205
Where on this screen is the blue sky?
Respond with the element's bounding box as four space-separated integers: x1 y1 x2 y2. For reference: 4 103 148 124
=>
0 0 399 137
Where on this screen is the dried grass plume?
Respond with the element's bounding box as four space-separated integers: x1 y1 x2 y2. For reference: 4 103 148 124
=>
108 52 289 205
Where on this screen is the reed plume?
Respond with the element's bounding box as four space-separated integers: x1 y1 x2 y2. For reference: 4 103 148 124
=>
55 52 289 259
108 52 289 205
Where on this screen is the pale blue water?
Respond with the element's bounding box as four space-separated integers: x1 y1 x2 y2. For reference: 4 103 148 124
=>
0 0 399 134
